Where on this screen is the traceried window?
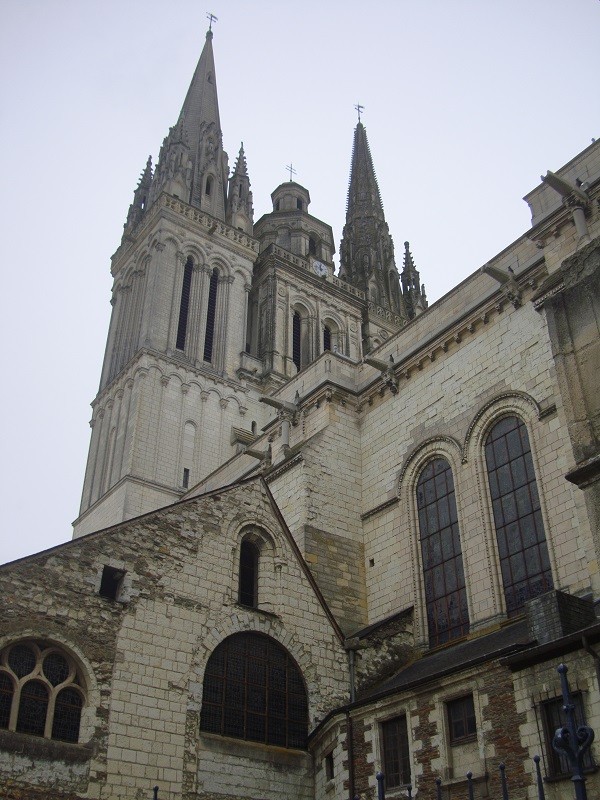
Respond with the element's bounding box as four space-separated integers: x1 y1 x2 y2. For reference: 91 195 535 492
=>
541 693 594 778
238 539 259 608
176 256 194 351
417 458 469 647
0 641 84 743
485 416 553 615
447 695 476 744
200 632 308 749
203 268 219 363
381 715 411 789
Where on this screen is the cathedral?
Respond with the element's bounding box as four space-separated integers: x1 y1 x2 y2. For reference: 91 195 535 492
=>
1 25 600 800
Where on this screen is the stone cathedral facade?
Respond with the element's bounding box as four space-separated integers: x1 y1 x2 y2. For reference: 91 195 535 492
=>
1 28 600 800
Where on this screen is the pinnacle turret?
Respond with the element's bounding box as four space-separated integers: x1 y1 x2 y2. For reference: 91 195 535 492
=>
122 156 153 242
227 143 254 233
401 241 427 319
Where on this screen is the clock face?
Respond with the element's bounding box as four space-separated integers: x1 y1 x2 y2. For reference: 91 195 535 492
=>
312 260 327 277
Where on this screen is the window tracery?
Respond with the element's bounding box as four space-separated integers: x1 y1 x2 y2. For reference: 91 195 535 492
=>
0 641 84 743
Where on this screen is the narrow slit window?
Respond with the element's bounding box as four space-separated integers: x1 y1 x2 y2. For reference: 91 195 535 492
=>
292 311 301 371
238 540 259 608
203 268 219 363
176 257 194 351
183 468 190 488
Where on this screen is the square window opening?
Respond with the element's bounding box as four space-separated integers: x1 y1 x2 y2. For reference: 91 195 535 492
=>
99 565 125 600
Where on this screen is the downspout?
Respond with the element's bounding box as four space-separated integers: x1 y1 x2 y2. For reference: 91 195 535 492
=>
346 711 356 800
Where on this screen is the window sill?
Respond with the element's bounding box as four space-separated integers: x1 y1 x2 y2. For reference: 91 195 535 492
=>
199 731 309 765
0 729 93 762
544 766 597 783
449 733 477 747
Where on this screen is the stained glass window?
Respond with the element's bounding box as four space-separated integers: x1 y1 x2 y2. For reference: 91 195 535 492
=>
417 458 469 647
485 416 553 615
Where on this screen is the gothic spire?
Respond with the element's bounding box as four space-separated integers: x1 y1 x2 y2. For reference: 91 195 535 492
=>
148 28 229 220
339 122 403 316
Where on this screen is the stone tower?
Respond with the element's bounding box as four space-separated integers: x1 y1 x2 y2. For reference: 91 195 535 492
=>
74 30 267 537
74 32 427 538
339 121 426 349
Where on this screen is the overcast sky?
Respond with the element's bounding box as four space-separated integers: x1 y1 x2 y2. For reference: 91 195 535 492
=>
1 0 598 565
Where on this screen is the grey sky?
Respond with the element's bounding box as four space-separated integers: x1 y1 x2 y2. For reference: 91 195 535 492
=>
1 0 598 564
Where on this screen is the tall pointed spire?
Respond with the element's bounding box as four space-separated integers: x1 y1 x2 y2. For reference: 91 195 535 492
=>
339 122 403 316
148 28 229 219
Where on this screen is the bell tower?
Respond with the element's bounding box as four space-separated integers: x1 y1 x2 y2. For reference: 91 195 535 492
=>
74 29 268 537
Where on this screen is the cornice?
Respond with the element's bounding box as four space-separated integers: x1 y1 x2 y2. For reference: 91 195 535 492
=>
112 192 259 270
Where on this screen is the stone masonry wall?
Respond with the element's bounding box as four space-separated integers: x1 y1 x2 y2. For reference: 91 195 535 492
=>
1 479 349 800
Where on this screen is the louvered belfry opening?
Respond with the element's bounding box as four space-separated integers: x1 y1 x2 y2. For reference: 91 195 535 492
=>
203 268 219 362
292 311 301 370
176 257 194 351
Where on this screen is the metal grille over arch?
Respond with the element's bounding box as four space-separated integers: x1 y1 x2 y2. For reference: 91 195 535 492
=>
200 631 308 749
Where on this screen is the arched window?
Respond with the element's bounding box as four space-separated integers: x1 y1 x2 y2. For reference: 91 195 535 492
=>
323 325 331 352
238 539 259 607
0 641 84 743
292 311 302 371
417 458 469 647
309 236 317 256
200 632 308 749
485 416 553 615
203 268 219 363
176 256 194 351
205 176 213 196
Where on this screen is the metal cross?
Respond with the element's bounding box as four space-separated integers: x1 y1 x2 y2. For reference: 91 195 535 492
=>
206 12 218 31
286 163 297 182
355 103 364 123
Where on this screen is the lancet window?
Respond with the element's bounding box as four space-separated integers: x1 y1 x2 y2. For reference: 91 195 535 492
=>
416 458 469 647
484 415 553 615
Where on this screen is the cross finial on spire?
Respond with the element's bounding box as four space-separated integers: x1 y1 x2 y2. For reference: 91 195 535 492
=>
355 103 364 123
286 163 297 182
206 12 218 31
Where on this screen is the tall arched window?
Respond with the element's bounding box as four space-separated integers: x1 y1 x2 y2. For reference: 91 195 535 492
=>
200 632 308 749
176 256 194 351
485 416 553 615
292 311 302 371
323 325 331 352
238 539 259 608
417 458 469 647
0 641 84 743
203 268 219 363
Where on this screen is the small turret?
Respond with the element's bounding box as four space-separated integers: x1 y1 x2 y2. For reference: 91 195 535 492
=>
401 241 427 318
227 143 254 234
122 155 153 242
